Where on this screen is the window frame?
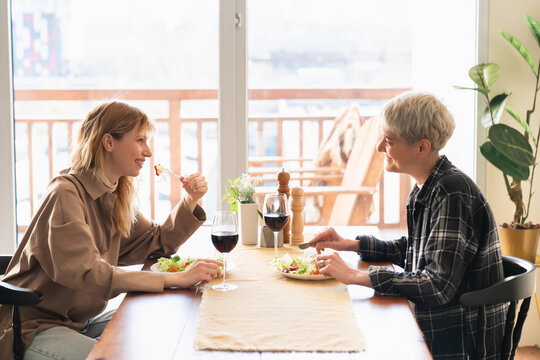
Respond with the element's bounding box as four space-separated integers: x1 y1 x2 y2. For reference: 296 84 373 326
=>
0 0 17 253
219 0 248 206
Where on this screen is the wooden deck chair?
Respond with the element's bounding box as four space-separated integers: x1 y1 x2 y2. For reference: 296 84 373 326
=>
255 115 383 226
327 117 384 225
249 105 365 186
310 105 367 179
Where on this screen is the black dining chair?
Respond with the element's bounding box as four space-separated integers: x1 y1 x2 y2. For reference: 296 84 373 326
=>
0 255 43 360
459 254 536 360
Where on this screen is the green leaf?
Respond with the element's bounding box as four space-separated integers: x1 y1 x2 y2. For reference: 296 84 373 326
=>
468 63 500 88
500 31 537 74
524 14 540 48
232 178 239 185
222 193 228 201
488 123 534 166
480 141 530 180
230 202 238 212
480 93 509 128
505 106 536 143
453 85 490 95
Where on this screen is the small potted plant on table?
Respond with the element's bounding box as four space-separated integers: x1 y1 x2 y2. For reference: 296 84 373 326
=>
223 174 261 245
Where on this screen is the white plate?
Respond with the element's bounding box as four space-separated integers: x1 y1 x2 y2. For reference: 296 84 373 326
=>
278 271 334 281
150 262 235 274
149 263 164 272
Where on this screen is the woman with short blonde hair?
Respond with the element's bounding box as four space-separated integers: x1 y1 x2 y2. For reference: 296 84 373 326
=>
0 101 220 359
381 92 455 152
310 92 506 359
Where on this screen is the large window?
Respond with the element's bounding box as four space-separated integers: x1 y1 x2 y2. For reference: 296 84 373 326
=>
246 0 477 225
1 0 480 250
11 0 219 238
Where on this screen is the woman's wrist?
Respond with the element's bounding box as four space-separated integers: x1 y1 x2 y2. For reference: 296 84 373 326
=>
163 273 171 289
353 270 372 287
163 273 174 288
346 239 360 252
163 272 188 289
183 194 197 212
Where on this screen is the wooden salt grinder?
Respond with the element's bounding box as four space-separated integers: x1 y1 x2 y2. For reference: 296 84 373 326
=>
277 169 291 244
290 187 304 245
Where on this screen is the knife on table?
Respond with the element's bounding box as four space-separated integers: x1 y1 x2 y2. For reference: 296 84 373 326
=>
298 240 322 250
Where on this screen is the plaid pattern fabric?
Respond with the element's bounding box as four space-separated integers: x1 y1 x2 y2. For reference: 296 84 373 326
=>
357 156 507 359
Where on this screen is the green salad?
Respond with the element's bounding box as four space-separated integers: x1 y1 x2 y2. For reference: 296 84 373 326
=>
273 253 320 275
156 255 196 272
156 255 224 273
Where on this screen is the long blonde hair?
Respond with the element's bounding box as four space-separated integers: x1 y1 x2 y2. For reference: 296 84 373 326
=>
71 101 155 237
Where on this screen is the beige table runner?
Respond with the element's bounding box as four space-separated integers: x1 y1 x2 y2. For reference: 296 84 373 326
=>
194 245 366 352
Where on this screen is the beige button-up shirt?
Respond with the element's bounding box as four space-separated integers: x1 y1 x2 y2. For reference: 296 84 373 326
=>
0 169 206 356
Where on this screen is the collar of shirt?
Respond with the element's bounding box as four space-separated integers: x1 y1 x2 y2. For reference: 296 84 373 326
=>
409 155 455 207
61 168 116 200
94 172 118 193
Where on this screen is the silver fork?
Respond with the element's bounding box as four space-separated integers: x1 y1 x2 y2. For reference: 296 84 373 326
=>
157 165 185 181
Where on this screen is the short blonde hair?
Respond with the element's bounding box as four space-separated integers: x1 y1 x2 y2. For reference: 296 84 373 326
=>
71 102 155 237
380 92 455 152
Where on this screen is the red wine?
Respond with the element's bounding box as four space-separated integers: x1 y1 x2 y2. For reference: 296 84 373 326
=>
211 232 239 253
264 213 289 232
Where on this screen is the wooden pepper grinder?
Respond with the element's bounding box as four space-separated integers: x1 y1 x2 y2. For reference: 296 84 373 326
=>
290 187 304 245
277 168 291 244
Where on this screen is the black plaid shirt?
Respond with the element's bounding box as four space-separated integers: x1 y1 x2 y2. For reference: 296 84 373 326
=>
357 156 507 359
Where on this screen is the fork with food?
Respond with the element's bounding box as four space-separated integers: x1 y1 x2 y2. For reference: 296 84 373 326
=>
154 163 185 181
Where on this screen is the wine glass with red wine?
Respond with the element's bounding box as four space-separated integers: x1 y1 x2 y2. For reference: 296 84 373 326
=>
211 211 238 291
263 193 290 263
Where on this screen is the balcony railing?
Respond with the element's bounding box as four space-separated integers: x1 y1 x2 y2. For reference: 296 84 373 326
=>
14 88 410 233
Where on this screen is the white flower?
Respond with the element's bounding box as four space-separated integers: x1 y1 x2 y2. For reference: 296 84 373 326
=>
223 173 260 211
237 173 258 203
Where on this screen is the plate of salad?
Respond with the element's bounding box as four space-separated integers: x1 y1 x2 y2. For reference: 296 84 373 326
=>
273 253 333 280
150 255 231 274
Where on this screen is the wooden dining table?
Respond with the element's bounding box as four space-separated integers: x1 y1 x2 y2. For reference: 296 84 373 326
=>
87 226 432 360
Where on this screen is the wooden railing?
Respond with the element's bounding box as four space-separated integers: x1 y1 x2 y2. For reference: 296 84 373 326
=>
14 88 410 232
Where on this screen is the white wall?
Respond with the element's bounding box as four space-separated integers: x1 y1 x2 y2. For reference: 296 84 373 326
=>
489 0 540 347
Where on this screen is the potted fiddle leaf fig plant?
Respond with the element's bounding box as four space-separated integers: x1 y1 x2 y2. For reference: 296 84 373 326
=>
223 173 262 245
455 14 540 263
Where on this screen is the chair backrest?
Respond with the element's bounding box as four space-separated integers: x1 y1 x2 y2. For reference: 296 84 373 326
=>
0 282 43 306
459 255 536 306
312 105 367 172
459 255 536 360
328 117 384 225
0 255 43 360
0 254 12 275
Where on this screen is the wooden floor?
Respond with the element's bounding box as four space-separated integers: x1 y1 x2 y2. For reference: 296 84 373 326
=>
516 346 540 360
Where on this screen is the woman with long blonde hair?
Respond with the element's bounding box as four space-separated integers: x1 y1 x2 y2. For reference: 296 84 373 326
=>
0 102 220 359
